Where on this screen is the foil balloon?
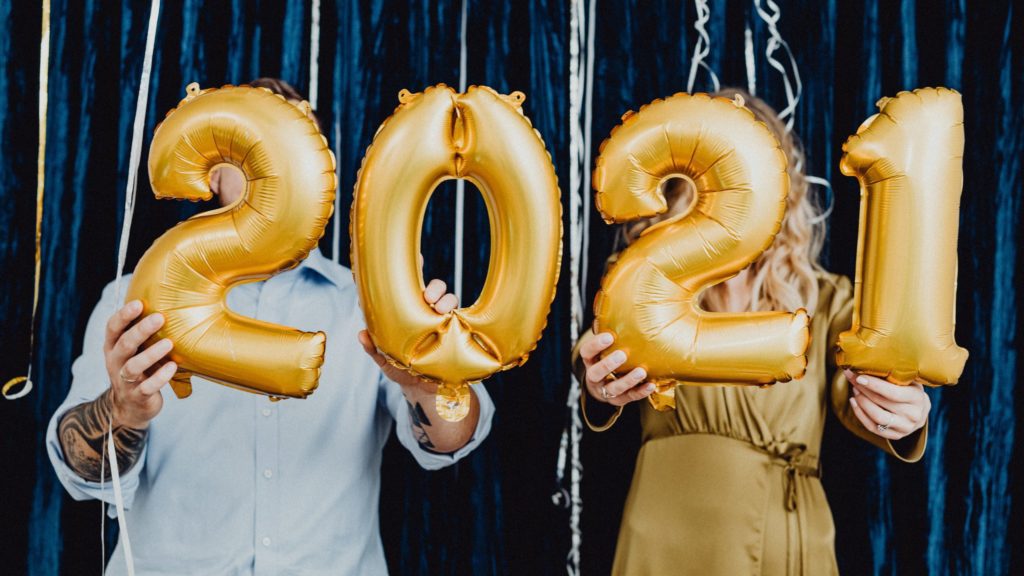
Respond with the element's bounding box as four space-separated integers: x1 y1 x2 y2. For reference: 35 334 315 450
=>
352 84 562 422
126 83 336 400
835 87 968 385
592 92 809 411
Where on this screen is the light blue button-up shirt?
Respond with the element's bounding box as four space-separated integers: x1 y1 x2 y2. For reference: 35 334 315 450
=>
46 250 494 575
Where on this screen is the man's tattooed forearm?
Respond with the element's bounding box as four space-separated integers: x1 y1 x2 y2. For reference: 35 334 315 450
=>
58 390 148 482
408 400 443 453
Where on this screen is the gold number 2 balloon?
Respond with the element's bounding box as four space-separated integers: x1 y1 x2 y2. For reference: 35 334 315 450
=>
352 85 562 422
126 84 336 399
835 87 968 385
593 93 810 410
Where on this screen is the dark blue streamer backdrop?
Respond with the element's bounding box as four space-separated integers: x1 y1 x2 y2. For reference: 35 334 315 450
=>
1 1 1021 575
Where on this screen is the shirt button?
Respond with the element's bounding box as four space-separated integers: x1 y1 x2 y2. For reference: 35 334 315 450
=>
262 536 271 547
261 408 272 417
263 468 273 479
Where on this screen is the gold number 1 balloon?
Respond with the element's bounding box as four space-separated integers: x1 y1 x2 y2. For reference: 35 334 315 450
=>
126 84 336 399
352 85 562 422
592 93 810 410
836 87 968 385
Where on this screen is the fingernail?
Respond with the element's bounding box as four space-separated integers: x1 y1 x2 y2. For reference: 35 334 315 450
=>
856 376 869 386
128 300 142 312
610 350 626 364
166 361 177 372
634 368 647 380
646 384 656 393
598 333 613 346
159 338 173 350
849 397 858 408
851 385 860 396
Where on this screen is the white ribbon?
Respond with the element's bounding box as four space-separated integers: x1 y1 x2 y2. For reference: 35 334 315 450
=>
453 0 469 301
753 0 801 131
744 24 757 96
750 0 832 219
309 0 320 111
686 0 720 94
553 1 595 574
106 0 161 574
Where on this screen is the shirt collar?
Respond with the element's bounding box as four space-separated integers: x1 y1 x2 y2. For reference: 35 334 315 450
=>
300 248 349 287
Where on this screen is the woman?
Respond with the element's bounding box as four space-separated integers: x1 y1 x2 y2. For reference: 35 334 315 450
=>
575 88 930 575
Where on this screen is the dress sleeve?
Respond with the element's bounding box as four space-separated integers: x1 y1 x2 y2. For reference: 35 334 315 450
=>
825 275 928 463
46 278 148 514
378 373 494 471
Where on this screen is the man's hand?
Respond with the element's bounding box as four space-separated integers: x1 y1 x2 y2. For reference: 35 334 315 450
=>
57 299 177 482
578 331 655 406
357 279 458 391
104 300 177 429
358 279 479 453
846 369 931 440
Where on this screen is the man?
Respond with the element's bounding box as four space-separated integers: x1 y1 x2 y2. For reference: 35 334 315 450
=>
47 78 494 575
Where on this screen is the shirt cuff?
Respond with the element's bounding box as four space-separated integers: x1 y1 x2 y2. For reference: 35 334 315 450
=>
46 403 146 517
395 383 495 471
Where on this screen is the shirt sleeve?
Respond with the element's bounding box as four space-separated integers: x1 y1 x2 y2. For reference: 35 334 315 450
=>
378 374 494 471
46 278 148 514
825 274 928 463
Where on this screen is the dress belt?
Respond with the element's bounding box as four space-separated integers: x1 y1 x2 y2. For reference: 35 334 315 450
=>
644 432 821 511
763 445 820 512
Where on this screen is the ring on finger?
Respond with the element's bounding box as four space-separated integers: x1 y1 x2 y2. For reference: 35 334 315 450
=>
600 385 610 400
877 411 896 433
119 368 139 385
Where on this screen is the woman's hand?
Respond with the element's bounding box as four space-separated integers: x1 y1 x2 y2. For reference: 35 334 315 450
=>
577 331 655 406
845 369 931 440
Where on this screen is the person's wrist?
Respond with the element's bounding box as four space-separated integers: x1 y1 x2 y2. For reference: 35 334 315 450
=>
109 391 150 431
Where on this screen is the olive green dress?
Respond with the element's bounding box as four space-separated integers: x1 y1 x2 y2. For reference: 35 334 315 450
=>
579 273 927 576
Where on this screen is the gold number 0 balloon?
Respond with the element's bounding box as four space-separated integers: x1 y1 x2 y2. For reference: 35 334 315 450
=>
126 84 336 400
593 93 810 410
836 87 968 385
352 85 562 422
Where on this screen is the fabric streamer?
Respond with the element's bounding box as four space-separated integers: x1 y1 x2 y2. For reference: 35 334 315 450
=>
552 1 595 574
686 0 720 94
103 1 162 574
2 0 51 401
453 0 469 301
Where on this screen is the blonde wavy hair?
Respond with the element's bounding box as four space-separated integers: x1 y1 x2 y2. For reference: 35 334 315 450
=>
616 88 827 313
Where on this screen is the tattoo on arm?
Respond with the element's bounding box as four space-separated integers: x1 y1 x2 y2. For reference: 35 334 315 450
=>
407 400 444 454
58 389 148 482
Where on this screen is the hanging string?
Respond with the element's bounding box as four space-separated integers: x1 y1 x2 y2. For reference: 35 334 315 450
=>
307 0 342 265
686 0 720 94
753 0 801 131
103 1 162 574
331 119 342 263
2 0 51 401
553 1 594 574
744 24 757 96
452 0 469 301
750 0 832 221
308 0 320 110
579 0 596 311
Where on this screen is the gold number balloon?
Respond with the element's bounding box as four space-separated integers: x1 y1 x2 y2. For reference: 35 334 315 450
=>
835 87 968 385
592 93 810 410
126 84 336 400
352 85 562 422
